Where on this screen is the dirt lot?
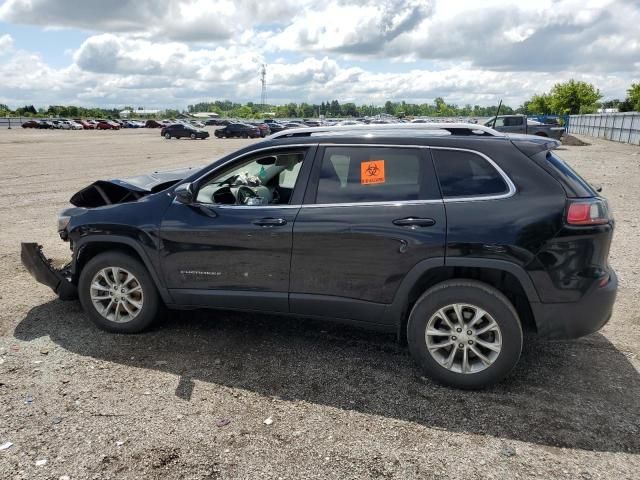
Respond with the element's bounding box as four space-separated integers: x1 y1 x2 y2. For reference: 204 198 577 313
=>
0 128 638 479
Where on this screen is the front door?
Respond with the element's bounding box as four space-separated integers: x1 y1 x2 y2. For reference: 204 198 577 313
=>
289 145 446 324
159 145 315 313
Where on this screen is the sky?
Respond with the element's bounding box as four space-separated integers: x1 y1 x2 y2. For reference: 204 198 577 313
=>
0 0 638 109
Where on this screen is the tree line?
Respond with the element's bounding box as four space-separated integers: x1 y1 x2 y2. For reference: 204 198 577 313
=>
2 80 639 120
185 98 516 119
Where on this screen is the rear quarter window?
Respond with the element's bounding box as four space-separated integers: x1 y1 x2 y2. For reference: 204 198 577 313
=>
432 149 510 198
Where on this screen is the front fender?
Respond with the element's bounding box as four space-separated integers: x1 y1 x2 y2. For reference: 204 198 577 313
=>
72 233 172 305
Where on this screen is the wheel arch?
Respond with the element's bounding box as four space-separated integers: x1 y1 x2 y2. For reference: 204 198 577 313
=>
386 258 540 343
73 235 172 304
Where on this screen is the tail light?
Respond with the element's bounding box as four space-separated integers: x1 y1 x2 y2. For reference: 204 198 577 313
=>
566 198 610 225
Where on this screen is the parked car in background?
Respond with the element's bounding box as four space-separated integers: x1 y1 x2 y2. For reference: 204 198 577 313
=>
50 120 68 129
161 123 210 140
38 120 54 129
96 120 120 130
484 115 564 139
145 119 162 128
21 120 41 128
74 119 95 129
190 121 205 128
265 122 286 134
205 119 230 126
213 123 261 138
247 122 271 137
67 120 84 130
282 122 306 128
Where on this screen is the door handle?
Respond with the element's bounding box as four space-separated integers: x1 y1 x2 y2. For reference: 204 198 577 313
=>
252 217 287 227
392 217 436 228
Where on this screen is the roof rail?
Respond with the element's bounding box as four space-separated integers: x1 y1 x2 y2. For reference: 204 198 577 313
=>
266 122 503 140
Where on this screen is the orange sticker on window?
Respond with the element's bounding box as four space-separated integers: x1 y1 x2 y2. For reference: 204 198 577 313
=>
361 160 385 184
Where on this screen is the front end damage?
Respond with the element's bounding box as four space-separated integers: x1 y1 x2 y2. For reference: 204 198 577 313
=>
21 243 77 300
21 166 201 299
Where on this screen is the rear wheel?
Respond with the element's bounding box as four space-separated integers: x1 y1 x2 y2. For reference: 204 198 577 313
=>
78 252 161 333
190 133 196 139
407 280 522 389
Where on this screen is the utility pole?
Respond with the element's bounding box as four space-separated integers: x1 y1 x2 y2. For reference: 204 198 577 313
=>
260 64 267 112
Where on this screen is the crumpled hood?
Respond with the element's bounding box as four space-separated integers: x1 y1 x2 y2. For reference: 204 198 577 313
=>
70 166 202 208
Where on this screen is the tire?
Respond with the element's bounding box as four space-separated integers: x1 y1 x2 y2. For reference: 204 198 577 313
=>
78 251 161 333
407 279 523 389
164 133 171 139
190 133 196 139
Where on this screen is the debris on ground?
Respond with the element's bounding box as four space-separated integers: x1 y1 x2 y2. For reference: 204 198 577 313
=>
35 459 47 466
500 445 517 457
263 417 274 425
0 442 13 450
215 418 231 428
562 134 591 146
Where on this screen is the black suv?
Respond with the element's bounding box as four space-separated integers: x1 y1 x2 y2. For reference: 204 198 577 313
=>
214 123 261 138
22 123 617 389
161 123 210 140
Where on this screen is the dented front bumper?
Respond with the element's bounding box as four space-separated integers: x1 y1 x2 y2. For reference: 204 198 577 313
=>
21 242 78 300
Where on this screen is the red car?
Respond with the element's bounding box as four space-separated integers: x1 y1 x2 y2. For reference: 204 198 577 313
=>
74 119 95 129
96 120 120 130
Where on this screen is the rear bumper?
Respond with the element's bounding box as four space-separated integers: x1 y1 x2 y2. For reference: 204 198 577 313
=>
20 242 77 300
531 269 617 339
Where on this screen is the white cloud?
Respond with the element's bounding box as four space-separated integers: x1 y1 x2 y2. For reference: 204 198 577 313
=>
0 0 638 107
0 33 14 54
0 0 299 42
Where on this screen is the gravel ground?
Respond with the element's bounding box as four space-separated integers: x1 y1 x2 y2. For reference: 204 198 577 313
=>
0 128 638 480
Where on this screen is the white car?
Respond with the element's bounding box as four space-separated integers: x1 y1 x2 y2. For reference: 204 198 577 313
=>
67 121 84 130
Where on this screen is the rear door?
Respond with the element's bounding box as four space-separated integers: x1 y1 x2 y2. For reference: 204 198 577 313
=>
289 145 446 324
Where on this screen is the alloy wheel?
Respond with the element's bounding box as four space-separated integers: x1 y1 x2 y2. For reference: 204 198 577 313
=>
425 303 502 374
90 267 144 323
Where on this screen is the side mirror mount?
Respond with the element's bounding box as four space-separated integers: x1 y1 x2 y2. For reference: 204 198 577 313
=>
174 182 194 204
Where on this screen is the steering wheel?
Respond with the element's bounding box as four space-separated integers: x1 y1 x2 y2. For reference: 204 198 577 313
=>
237 185 258 205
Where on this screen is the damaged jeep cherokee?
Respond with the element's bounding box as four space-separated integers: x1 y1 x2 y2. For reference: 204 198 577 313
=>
22 123 617 389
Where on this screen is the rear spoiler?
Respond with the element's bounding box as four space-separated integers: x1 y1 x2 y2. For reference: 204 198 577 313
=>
506 134 561 157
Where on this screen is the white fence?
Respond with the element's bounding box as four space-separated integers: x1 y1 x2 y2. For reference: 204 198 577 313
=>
567 113 640 145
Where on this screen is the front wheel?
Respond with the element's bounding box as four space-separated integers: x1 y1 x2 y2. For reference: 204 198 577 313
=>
407 279 522 389
190 133 196 139
164 133 171 139
78 252 161 333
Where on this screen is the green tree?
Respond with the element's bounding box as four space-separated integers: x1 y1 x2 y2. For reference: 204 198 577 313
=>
527 94 552 114
627 83 640 111
548 80 601 115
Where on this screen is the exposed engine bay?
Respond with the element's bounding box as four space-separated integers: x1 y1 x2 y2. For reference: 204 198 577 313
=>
69 166 202 208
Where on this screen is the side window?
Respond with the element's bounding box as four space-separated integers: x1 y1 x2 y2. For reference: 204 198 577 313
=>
196 150 306 205
504 116 523 127
315 147 426 204
488 117 505 128
432 149 509 198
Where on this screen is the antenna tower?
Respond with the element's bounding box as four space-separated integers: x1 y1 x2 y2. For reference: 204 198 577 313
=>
260 64 267 111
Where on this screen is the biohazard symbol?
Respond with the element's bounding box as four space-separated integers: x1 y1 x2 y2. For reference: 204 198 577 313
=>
361 160 385 184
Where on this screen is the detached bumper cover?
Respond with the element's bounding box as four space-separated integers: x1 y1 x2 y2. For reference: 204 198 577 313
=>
531 269 617 339
21 242 77 300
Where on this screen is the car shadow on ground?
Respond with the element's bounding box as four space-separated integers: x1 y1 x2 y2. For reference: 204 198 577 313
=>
14 300 640 455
